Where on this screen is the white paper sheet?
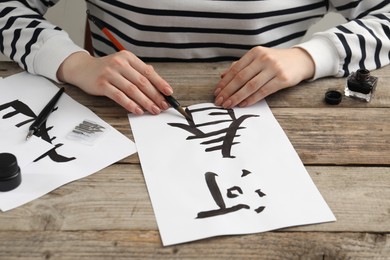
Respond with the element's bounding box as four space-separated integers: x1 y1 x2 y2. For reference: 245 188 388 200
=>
0 72 136 211
129 102 335 246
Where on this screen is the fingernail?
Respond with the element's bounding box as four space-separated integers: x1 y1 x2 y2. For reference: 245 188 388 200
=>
152 105 161 115
222 99 232 108
215 96 224 106
135 107 144 115
214 88 221 96
164 87 173 96
161 100 169 110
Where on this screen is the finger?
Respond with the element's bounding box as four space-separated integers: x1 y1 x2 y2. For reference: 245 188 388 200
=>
214 50 258 97
214 56 254 97
122 54 171 110
121 68 167 112
238 77 284 107
220 61 237 79
108 69 163 115
135 65 171 110
103 83 145 115
215 57 262 107
221 68 275 108
127 54 173 96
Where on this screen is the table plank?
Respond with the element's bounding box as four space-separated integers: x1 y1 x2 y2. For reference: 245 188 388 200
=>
0 62 21 77
0 61 389 259
0 231 388 260
0 165 388 233
274 107 390 165
1 62 389 109
160 63 390 108
92 107 390 166
3 60 381 166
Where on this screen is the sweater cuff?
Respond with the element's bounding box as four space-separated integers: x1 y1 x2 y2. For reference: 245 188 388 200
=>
33 35 87 83
295 36 339 80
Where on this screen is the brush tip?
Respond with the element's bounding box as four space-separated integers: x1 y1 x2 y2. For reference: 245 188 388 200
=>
177 106 192 122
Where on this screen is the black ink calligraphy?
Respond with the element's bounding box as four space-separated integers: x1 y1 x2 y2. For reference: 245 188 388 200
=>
168 106 259 158
196 169 266 219
0 100 76 163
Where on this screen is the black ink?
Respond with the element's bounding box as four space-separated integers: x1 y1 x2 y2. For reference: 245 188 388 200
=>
196 169 267 219
241 169 251 177
227 186 243 198
197 204 250 219
197 172 250 219
205 172 225 209
0 100 35 127
254 206 266 214
255 189 266 198
0 99 76 163
168 106 259 158
33 143 76 163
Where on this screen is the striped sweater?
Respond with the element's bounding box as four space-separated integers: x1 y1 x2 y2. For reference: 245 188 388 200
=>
1 0 389 82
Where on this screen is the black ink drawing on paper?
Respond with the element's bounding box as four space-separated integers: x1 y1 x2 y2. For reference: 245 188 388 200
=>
168 106 259 158
0 100 76 163
196 169 266 219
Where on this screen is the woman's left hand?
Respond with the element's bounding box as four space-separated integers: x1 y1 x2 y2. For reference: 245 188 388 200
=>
214 46 315 108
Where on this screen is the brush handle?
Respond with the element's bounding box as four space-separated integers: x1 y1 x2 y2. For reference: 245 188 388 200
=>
163 94 180 109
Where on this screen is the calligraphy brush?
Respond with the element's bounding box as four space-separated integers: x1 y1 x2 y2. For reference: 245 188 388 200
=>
86 10 192 121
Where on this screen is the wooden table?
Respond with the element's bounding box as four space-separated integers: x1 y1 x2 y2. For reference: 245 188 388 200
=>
0 61 389 259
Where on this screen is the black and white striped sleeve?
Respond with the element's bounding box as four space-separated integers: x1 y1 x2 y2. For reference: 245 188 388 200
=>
0 0 85 81
297 0 390 79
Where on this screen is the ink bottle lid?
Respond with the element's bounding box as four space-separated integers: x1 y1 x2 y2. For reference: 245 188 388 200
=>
0 153 22 192
345 69 378 102
325 90 342 105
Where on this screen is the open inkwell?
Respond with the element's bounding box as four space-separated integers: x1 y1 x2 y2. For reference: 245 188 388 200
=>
345 69 378 102
0 153 22 192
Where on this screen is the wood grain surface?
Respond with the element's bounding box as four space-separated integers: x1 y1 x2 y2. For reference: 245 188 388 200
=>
0 61 389 259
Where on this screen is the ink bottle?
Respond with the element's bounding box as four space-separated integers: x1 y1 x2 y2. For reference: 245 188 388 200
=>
345 69 378 102
0 153 22 192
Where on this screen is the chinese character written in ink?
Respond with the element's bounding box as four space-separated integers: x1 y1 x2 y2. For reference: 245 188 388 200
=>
196 169 266 219
0 100 76 163
168 106 259 158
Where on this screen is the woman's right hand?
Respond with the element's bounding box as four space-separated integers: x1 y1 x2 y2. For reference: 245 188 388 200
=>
57 50 173 115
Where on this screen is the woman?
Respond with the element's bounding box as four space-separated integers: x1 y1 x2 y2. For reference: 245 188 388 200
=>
1 1 389 115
